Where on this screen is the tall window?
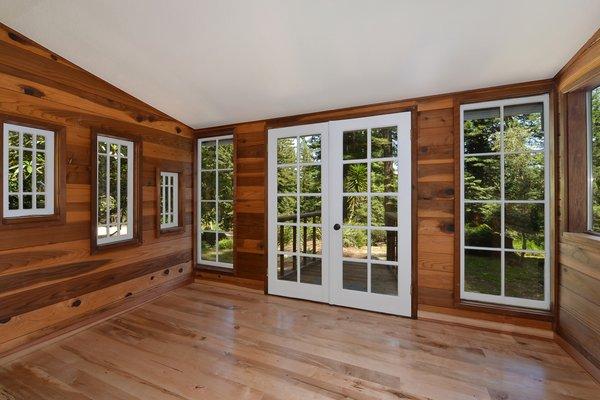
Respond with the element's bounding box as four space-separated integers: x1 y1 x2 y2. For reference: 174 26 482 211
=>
589 86 600 232
460 95 549 310
198 136 234 268
3 123 54 217
160 171 179 229
96 135 134 245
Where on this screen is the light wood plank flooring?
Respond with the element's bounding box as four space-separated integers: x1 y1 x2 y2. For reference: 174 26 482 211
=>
0 282 598 400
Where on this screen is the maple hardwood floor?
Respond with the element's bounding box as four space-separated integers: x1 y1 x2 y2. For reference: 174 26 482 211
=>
0 281 598 400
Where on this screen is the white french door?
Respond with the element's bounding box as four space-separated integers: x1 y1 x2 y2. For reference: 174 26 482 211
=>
267 113 412 316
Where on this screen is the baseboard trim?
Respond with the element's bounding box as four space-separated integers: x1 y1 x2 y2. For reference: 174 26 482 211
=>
0 275 192 364
555 333 600 383
418 309 554 339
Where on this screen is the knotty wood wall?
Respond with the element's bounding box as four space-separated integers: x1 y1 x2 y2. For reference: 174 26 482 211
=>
555 28 600 374
0 24 194 356
196 81 554 328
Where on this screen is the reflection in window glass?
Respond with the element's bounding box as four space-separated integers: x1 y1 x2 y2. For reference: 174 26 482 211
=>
461 97 548 309
590 86 600 232
198 136 234 267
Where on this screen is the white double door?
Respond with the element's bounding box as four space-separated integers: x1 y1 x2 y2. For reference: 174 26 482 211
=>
267 112 412 316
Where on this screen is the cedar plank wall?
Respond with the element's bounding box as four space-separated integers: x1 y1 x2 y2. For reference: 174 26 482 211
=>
0 25 194 356
196 82 553 328
555 29 600 374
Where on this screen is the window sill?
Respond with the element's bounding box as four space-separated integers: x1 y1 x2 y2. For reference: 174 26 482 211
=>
92 237 142 254
0 213 64 229
196 263 235 275
157 225 185 237
455 299 554 321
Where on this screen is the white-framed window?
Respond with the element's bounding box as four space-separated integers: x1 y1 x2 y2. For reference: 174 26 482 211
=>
96 135 134 245
198 135 234 268
460 94 550 310
160 171 179 229
3 123 54 217
588 86 600 232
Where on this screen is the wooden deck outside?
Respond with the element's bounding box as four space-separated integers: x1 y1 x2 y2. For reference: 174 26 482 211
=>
0 281 598 400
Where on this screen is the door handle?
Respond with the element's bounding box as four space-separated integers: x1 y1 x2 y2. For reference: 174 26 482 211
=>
333 223 341 231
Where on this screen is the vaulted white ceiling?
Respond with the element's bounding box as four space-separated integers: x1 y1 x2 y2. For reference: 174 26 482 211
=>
1 0 599 128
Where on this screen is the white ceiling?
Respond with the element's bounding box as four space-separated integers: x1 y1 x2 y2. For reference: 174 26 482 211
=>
0 1 599 129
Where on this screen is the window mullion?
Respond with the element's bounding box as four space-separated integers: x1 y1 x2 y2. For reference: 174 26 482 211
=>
500 105 506 298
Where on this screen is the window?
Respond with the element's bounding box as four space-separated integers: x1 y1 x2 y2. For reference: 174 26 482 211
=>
460 94 550 310
198 136 234 268
589 86 600 232
159 171 180 230
3 123 54 218
95 135 134 245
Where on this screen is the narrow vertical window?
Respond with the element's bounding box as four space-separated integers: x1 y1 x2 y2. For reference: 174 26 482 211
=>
2 123 54 217
460 95 550 310
589 86 600 232
96 135 134 245
160 171 179 229
198 136 234 268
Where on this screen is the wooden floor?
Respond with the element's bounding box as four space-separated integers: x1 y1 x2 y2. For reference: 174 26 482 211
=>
0 282 598 400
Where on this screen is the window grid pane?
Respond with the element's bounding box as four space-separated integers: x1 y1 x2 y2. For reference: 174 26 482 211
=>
3 124 54 217
199 136 234 267
160 172 179 229
96 136 133 245
461 97 549 309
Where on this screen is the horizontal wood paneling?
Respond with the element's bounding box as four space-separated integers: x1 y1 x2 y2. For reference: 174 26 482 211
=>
0 23 193 356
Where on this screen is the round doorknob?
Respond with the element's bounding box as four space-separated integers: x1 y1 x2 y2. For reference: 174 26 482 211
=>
333 223 341 231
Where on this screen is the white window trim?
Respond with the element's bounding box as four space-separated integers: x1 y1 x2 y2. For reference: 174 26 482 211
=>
3 123 55 218
160 171 179 229
460 94 551 310
96 135 134 245
197 134 234 269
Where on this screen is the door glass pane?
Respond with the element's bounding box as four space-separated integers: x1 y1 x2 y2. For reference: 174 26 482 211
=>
343 228 368 259
504 103 544 152
277 254 297 281
504 153 544 200
277 167 297 193
343 196 367 225
371 196 397 227
277 137 297 164
505 252 544 300
371 126 397 158
464 155 501 200
463 107 501 154
299 227 321 255
371 230 397 261
299 135 321 163
371 161 398 193
505 203 545 251
300 165 321 193
277 225 297 252
464 203 501 248
343 130 367 160
343 261 367 292
300 196 321 223
371 264 398 295
464 249 501 295
277 196 297 223
300 257 322 285
343 163 368 192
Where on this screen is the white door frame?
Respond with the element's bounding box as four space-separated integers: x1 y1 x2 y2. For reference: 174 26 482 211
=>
328 113 413 316
267 113 413 316
267 123 330 303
